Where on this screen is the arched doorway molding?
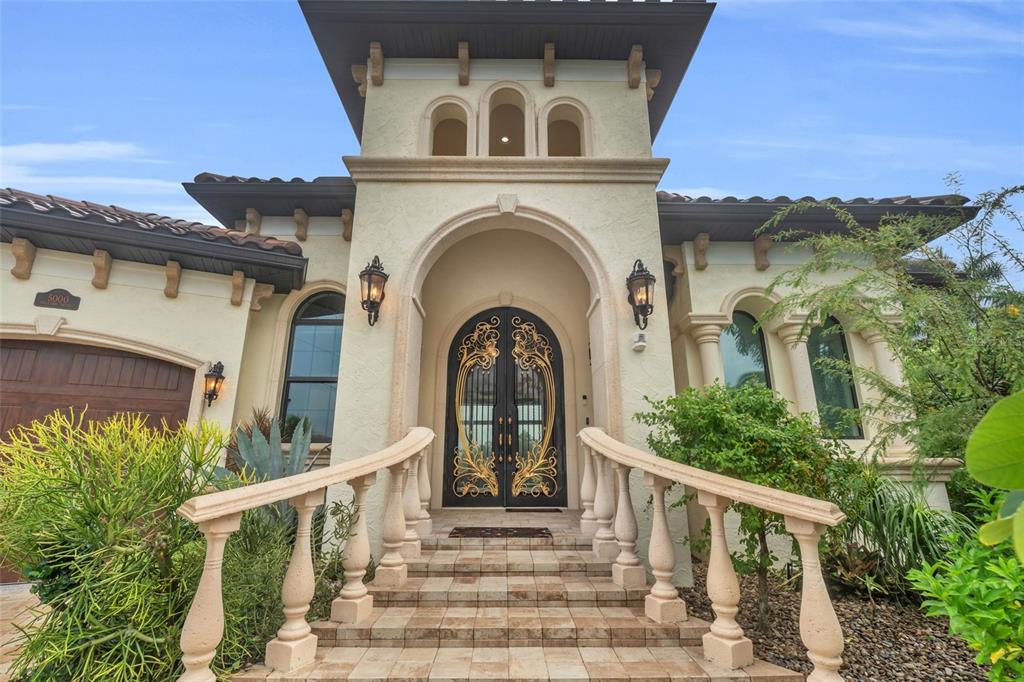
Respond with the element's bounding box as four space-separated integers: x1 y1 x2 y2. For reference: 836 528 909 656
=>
388 203 623 448
426 293 583 510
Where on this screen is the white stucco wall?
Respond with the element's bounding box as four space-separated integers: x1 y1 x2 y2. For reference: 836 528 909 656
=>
0 244 256 432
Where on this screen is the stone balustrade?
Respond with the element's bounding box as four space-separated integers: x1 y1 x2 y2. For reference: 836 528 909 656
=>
577 426 847 681
175 427 435 682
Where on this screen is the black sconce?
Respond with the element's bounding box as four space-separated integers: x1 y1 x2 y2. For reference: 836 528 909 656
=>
203 361 225 407
359 255 389 326
626 259 656 330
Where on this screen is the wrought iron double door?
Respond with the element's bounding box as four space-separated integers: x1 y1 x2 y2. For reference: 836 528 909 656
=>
442 307 567 508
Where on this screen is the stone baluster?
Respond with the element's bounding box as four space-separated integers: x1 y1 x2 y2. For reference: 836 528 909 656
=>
611 462 644 587
266 488 325 672
579 444 598 538
417 447 433 537
332 473 377 623
374 461 409 587
786 517 845 682
591 452 618 560
177 512 242 682
402 452 422 558
643 473 686 623
698 490 753 668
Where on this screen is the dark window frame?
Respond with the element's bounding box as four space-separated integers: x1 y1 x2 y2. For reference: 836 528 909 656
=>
722 310 773 389
280 292 345 442
808 316 864 439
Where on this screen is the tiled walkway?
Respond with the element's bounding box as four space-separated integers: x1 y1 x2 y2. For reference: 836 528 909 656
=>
233 645 802 681
0 583 37 682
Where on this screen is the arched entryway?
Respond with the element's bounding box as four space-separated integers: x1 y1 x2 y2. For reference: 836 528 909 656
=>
442 306 567 508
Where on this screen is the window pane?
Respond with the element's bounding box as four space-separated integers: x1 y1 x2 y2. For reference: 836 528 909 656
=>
296 293 345 321
289 325 342 378
283 382 337 441
721 312 770 388
807 318 863 438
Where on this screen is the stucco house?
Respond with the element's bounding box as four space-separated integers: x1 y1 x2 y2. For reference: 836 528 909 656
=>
0 2 972 679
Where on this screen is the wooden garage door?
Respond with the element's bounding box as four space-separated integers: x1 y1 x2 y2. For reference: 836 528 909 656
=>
0 340 195 436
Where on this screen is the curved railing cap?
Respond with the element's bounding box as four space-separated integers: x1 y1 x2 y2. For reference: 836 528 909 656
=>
178 427 435 524
580 427 845 527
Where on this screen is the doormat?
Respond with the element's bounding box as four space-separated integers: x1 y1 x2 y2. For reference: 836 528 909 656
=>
449 527 552 538
506 508 562 513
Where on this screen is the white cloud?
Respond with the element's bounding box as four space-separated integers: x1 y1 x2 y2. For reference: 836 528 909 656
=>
0 140 180 196
811 10 1024 57
720 131 1023 173
1 140 154 165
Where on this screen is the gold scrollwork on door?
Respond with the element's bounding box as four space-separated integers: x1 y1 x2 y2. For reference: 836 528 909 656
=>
510 316 559 497
452 317 500 497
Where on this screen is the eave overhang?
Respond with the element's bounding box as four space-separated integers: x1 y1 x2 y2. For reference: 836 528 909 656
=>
299 0 715 141
184 174 357 228
1 207 307 293
657 196 979 244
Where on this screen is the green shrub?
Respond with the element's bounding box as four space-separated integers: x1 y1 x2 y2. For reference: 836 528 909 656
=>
828 477 975 599
0 412 295 681
637 382 852 626
909 493 1024 680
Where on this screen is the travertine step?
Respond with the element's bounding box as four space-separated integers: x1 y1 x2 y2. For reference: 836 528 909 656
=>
407 549 612 577
232 645 803 681
311 605 711 649
368 576 647 607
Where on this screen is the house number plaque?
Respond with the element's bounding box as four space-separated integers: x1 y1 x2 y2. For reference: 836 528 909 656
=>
34 288 81 311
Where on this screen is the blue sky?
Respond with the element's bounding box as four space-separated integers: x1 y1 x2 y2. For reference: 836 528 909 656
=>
2 1 1022 256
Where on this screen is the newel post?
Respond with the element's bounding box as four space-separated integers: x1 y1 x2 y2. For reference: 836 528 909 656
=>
611 462 644 587
265 488 325 672
332 473 376 623
177 512 242 682
786 516 845 682
698 490 753 669
402 451 423 558
591 452 618 560
374 461 409 587
644 472 686 623
579 443 598 538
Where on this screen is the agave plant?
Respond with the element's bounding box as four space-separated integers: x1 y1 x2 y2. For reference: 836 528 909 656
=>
229 413 314 516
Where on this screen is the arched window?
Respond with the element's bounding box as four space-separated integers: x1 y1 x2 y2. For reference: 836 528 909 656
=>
807 316 863 438
488 88 526 156
721 311 771 388
430 102 468 156
546 103 584 156
281 292 344 442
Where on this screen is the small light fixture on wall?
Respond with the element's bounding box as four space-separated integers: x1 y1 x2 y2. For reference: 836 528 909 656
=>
203 361 225 407
626 259 656 330
359 255 389 326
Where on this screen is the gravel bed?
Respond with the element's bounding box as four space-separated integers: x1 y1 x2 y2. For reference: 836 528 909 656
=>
681 560 987 681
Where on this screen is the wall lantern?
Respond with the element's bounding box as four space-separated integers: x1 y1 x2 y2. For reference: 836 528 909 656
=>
203 361 225 407
359 255 389 326
626 259 656 330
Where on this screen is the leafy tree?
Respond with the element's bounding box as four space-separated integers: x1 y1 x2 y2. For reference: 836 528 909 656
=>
637 382 855 627
759 182 1024 469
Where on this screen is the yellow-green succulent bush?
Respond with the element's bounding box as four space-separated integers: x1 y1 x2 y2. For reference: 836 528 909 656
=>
0 412 293 681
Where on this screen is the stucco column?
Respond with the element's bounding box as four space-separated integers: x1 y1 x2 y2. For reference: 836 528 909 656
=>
777 323 818 416
692 323 727 386
862 328 913 455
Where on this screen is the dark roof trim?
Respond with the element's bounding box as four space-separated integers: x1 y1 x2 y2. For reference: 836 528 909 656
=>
1 196 307 293
299 0 714 141
184 174 357 228
656 192 978 243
